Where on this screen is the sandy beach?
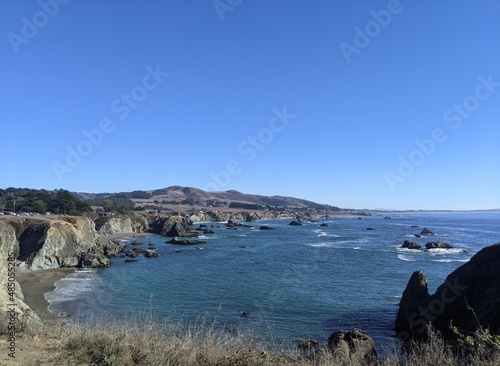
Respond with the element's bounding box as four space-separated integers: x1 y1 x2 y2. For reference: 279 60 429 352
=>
16 233 153 323
16 267 75 322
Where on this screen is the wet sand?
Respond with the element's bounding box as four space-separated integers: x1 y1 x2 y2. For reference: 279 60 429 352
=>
16 233 153 322
16 267 75 322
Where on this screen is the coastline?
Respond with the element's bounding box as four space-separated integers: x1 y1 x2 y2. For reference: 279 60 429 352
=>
16 267 75 322
16 232 153 323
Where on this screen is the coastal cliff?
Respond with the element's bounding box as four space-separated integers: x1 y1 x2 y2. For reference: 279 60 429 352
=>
14 216 110 270
94 213 148 235
0 220 40 327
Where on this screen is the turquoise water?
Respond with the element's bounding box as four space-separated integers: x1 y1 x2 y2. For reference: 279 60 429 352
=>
45 212 499 349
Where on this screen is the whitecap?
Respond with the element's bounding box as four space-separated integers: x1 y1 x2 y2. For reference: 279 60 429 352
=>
432 259 455 263
307 243 333 248
427 248 467 255
397 254 416 262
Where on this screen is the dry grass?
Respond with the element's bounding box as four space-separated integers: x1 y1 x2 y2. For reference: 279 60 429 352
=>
3 314 500 366
54 313 297 366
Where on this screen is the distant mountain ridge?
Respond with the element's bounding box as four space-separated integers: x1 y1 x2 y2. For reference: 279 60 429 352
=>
75 186 336 210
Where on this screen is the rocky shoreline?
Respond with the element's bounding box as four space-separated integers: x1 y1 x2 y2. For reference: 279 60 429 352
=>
0 211 321 326
1 213 499 364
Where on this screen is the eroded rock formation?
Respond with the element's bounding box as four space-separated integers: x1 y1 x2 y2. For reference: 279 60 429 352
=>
0 220 40 326
149 215 199 237
16 216 110 270
95 213 148 235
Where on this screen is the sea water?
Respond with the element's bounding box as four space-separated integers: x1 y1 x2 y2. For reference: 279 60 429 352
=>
44 212 499 349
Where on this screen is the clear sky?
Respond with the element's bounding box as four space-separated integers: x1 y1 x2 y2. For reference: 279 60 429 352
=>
1 0 499 210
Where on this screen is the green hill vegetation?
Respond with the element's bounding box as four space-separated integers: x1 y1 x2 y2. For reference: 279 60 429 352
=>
0 188 91 216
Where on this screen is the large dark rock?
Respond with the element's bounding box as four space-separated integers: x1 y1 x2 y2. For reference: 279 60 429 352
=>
395 243 500 342
420 228 434 235
289 220 302 226
425 241 453 249
395 270 431 341
102 240 123 258
226 216 238 227
149 215 199 237
144 250 159 258
125 248 148 257
432 243 500 338
326 329 378 365
166 238 207 245
402 240 422 250
244 212 261 222
226 216 254 228
259 225 274 230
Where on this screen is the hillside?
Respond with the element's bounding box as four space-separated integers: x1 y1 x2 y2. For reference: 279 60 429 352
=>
75 186 338 211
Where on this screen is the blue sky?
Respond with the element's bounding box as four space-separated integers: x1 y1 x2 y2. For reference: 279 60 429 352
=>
1 0 499 210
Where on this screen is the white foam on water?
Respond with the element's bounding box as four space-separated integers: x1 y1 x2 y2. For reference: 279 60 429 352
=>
397 254 416 262
427 248 467 255
45 269 101 304
432 258 471 263
307 243 334 248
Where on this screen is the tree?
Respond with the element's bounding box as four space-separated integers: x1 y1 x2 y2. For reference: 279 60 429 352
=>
33 200 48 213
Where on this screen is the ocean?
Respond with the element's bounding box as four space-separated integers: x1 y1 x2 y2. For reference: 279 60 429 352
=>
44 212 499 350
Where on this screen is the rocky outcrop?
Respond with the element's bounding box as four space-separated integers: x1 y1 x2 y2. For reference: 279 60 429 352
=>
94 213 148 235
0 220 40 327
326 329 378 365
201 210 277 223
166 238 207 245
260 225 274 230
102 240 123 257
395 270 431 340
149 215 199 237
421 228 434 235
225 216 254 228
226 216 239 227
144 250 159 258
245 212 262 222
425 241 453 249
402 240 422 250
289 220 302 226
17 216 110 270
396 243 500 341
0 216 111 270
